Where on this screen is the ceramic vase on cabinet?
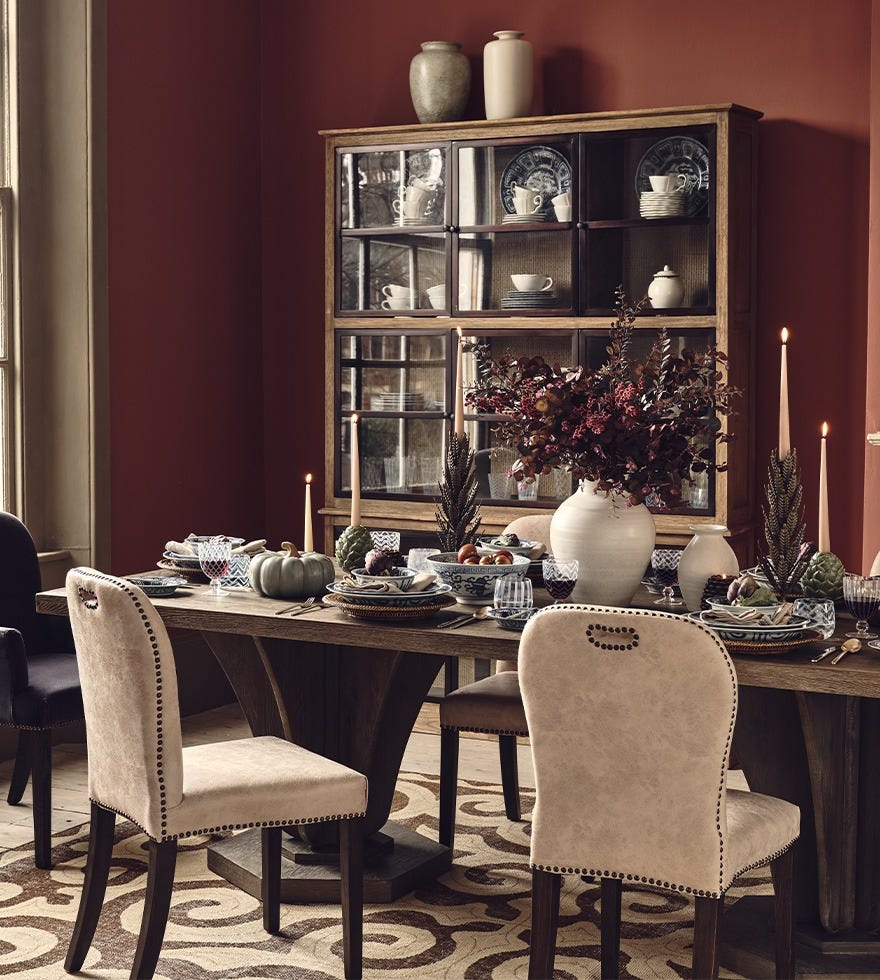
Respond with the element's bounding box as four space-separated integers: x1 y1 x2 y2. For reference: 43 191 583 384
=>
677 524 740 611
549 481 656 606
483 30 533 120
409 41 471 124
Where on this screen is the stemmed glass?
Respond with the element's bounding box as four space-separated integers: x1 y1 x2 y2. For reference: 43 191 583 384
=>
842 573 880 641
199 539 232 598
542 557 579 603
651 548 684 607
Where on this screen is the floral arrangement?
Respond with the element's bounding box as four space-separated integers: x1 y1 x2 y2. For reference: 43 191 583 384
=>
465 288 736 508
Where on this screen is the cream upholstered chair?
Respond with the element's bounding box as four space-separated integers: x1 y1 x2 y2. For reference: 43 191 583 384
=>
63 568 368 980
438 514 551 848
519 605 800 980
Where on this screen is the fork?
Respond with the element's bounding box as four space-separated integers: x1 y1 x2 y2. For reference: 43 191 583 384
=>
288 597 319 616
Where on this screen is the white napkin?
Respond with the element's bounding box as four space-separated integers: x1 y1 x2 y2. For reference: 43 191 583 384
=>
165 539 196 556
702 603 793 627
340 572 436 594
527 542 546 560
232 539 267 555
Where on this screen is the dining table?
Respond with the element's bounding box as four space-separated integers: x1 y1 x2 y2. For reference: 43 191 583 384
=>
35 577 880 973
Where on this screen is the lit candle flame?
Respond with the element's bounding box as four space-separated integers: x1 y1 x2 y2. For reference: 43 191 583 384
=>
821 422 829 438
306 473 312 484
781 327 789 344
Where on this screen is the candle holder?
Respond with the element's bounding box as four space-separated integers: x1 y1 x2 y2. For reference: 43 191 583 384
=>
435 431 482 553
758 448 812 600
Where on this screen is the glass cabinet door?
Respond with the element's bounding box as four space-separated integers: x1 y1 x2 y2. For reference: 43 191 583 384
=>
339 234 447 313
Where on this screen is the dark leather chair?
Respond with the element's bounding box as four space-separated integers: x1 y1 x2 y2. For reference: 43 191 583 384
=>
0 511 82 868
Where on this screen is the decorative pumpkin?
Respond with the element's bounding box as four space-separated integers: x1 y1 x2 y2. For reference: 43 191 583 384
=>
335 524 373 572
248 541 335 599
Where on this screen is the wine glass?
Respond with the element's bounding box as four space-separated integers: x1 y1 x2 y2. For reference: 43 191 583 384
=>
199 539 232 598
493 575 533 612
542 557 579 603
842 573 880 640
651 548 684 607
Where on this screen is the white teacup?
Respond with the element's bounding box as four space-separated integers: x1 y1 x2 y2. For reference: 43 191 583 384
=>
648 174 687 193
382 283 410 298
551 192 571 208
511 274 553 292
426 284 446 309
381 297 412 310
512 183 542 215
554 204 572 222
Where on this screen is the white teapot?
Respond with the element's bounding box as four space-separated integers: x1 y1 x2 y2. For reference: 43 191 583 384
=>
647 265 685 309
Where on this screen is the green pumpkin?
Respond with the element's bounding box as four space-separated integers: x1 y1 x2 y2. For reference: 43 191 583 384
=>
800 551 845 602
335 524 373 572
248 541 335 599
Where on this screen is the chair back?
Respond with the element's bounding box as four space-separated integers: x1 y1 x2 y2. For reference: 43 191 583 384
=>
519 605 737 896
66 568 183 838
0 511 44 651
503 514 552 546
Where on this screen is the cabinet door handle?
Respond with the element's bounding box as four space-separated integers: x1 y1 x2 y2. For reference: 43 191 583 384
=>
446 225 457 233
576 221 586 230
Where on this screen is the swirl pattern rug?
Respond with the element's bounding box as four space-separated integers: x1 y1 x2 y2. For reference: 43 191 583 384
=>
0 772 769 979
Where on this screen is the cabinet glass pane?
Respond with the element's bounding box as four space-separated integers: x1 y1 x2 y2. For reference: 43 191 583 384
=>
586 225 712 313
340 147 446 229
457 232 572 312
457 141 574 226
340 234 446 311
339 333 447 414
340 416 446 496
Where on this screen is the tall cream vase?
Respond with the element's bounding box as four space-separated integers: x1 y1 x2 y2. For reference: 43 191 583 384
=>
483 30 533 120
549 481 656 606
677 524 740 611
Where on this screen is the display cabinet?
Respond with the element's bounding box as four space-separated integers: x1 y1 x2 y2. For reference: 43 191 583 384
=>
322 105 760 559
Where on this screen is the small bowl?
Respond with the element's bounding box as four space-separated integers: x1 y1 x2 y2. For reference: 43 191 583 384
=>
426 552 530 604
351 567 417 592
486 607 539 632
128 576 188 598
707 600 783 618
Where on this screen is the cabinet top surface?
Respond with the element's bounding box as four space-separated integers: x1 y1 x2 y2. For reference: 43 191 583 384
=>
320 103 763 141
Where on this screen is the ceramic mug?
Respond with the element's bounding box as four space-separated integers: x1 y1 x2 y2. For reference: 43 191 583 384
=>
381 297 411 310
511 274 553 292
648 173 687 193
382 283 410 298
551 192 571 208
554 204 572 221
512 183 542 214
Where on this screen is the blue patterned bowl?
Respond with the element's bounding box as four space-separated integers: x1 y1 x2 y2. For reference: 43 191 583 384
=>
487 607 539 632
351 567 417 591
425 553 529 604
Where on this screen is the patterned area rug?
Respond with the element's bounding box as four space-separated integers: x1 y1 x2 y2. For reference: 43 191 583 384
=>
0 773 769 979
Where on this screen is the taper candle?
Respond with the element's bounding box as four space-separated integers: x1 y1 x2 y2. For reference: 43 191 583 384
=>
779 328 791 458
453 326 464 438
350 414 361 526
303 473 314 552
818 422 830 552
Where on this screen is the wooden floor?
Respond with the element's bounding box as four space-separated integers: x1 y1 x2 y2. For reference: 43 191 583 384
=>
0 702 538 854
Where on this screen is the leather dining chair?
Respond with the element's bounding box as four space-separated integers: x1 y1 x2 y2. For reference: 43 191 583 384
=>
438 514 550 849
0 511 83 869
63 567 368 980
519 605 800 980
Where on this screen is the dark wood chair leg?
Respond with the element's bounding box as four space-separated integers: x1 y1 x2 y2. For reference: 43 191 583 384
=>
498 734 522 822
770 846 796 979
439 727 460 849
601 877 623 979
130 838 177 980
64 802 116 973
30 729 53 869
7 730 32 805
529 868 561 979
261 827 281 934
692 895 721 979
340 817 363 980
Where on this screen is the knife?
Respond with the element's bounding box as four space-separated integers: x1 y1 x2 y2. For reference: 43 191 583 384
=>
810 645 837 663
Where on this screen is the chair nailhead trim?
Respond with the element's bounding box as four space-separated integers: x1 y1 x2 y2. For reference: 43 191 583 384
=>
440 724 529 737
585 624 639 651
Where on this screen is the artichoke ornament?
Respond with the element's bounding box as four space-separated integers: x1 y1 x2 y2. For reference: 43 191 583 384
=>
800 551 845 602
335 524 373 572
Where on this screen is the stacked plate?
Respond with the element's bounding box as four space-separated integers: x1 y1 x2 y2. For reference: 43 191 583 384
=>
639 191 685 219
477 535 539 557
500 290 559 310
399 216 427 227
501 212 546 224
324 581 455 621
370 392 426 411
688 610 812 644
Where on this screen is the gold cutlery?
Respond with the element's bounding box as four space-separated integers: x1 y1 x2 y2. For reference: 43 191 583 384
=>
810 645 838 663
830 638 862 664
275 597 317 616
448 607 491 629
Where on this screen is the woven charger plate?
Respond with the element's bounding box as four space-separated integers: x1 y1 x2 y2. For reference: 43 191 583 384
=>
722 628 822 656
157 559 207 582
323 592 457 621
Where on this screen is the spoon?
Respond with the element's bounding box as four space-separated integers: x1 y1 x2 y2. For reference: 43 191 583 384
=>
448 606 491 629
830 638 862 665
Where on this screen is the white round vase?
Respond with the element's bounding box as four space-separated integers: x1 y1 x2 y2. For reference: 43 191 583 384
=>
549 481 656 606
677 524 740 611
483 30 533 120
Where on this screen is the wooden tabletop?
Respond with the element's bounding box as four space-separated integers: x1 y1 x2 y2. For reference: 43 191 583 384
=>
35 580 880 699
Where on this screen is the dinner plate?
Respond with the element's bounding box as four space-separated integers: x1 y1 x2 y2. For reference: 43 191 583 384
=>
162 550 203 569
500 145 573 217
323 592 456 621
325 581 453 608
689 611 811 643
635 136 710 217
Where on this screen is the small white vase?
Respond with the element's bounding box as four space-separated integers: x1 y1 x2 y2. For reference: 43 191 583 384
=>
677 524 740 611
483 30 533 120
549 481 656 606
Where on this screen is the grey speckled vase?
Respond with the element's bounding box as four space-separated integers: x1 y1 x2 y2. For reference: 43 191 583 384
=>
409 41 470 124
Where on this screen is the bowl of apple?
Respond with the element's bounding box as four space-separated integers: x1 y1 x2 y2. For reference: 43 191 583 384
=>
426 544 530 604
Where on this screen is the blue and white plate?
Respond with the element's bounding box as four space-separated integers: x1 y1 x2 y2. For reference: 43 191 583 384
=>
500 145 572 217
128 576 188 598
688 611 811 644
162 550 203 569
325 581 452 608
486 607 539 632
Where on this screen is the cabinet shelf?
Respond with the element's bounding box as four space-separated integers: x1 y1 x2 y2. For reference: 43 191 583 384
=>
584 216 709 229
458 222 572 233
340 224 447 237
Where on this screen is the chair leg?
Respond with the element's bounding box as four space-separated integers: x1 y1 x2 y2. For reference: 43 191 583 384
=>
30 729 53 869
261 827 281 934
439 727 460 849
692 895 721 979
7 730 32 805
340 817 363 980
64 802 116 973
498 734 522 822
770 846 796 980
601 877 623 979
529 868 561 980
130 838 177 980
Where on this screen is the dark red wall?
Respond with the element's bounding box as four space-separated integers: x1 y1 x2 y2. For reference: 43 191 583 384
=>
107 1 871 572
107 1 264 573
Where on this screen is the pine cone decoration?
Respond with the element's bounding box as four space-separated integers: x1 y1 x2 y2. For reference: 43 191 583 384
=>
435 432 481 552
759 449 810 600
